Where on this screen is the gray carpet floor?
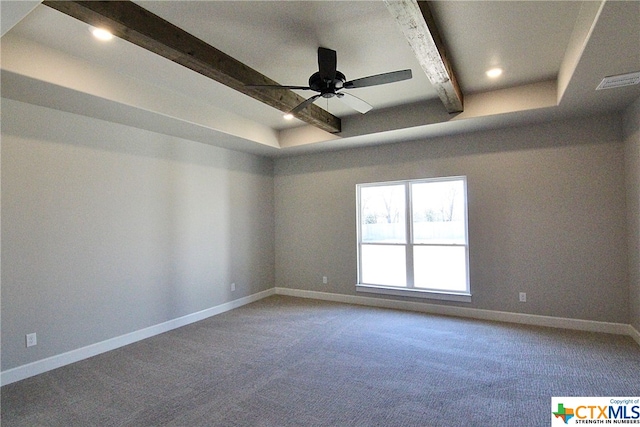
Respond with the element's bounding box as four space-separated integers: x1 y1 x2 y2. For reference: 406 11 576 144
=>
2 295 639 426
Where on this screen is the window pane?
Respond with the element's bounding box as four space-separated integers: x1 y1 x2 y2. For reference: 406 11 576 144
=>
361 244 406 287
360 185 406 243
414 246 467 292
412 180 466 244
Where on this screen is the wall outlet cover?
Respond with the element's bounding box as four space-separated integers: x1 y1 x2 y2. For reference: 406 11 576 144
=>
26 333 37 347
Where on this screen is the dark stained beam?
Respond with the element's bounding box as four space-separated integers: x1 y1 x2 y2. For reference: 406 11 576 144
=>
384 0 463 113
42 1 341 133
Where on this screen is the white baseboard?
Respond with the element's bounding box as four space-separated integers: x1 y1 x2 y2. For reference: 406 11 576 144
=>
0 288 275 386
3 287 636 386
274 287 635 338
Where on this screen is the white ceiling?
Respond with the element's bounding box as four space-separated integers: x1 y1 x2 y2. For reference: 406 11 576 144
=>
429 1 580 93
1 1 639 156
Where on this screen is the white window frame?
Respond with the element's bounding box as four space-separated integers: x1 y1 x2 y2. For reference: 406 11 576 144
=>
356 176 471 303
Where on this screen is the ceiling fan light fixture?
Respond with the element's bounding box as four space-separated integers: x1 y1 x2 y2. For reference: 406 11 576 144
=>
486 68 503 78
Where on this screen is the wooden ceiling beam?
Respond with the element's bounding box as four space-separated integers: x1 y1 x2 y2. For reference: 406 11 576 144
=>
384 0 463 113
42 1 341 133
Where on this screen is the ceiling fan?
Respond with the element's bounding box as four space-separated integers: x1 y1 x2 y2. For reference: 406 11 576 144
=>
247 47 412 115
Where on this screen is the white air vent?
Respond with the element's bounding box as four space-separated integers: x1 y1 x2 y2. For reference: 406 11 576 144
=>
596 71 640 90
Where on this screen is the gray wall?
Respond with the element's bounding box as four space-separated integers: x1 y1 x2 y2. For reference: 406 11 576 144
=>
274 114 628 324
1 99 275 371
624 96 640 332
3 95 637 373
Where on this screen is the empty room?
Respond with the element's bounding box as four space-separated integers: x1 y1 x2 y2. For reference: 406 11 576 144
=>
1 1 639 426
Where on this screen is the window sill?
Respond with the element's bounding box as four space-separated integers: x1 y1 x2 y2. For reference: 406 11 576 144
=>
356 284 472 303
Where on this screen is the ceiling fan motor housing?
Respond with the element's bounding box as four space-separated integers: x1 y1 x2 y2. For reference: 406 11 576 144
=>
309 71 346 98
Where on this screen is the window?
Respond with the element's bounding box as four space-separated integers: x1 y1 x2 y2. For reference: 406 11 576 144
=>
356 176 470 302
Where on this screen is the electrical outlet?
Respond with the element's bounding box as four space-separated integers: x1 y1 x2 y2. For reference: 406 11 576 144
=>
519 292 527 303
231 283 236 292
26 333 37 347
322 276 328 284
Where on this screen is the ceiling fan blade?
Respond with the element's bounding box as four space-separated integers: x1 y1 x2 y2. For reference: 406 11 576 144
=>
344 69 412 89
289 94 322 115
318 47 337 83
245 84 312 90
336 92 373 114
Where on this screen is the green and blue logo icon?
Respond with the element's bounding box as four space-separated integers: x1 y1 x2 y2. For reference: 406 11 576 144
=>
553 403 575 424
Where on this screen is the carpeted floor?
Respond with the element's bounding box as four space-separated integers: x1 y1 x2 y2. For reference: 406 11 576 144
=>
2 295 639 426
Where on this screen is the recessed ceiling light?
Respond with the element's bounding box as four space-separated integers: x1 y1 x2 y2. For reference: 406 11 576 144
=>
486 68 503 78
283 113 294 120
91 28 113 41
